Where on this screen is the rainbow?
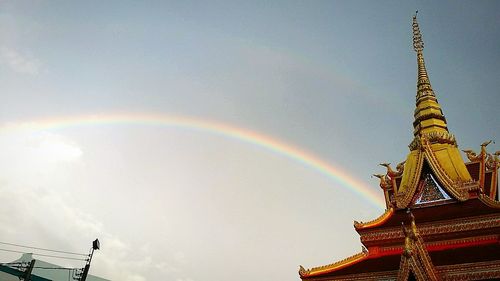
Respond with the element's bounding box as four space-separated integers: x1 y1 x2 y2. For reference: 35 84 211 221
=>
0 112 385 209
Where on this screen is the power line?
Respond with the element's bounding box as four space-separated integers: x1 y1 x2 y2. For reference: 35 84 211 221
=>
0 263 27 268
33 266 79 270
0 262 25 267
31 253 87 262
1 263 81 273
0 248 33 255
0 241 87 256
0 248 87 261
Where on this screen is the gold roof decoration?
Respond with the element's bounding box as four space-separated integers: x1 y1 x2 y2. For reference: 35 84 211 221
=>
463 141 499 197
299 247 369 277
411 14 448 138
397 211 440 281
354 208 394 230
478 193 500 209
381 162 405 178
394 14 477 208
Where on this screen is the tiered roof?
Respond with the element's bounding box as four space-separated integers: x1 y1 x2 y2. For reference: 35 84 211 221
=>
299 14 500 281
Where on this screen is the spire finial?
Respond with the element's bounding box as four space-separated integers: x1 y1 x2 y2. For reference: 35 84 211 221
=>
410 13 449 138
412 12 424 52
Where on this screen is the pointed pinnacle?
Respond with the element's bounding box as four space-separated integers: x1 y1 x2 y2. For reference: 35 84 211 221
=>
412 14 424 52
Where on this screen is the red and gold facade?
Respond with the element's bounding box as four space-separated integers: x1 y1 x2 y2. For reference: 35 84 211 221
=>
299 15 500 281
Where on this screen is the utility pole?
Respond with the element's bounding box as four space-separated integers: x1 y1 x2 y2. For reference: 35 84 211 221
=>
79 239 100 281
21 259 35 281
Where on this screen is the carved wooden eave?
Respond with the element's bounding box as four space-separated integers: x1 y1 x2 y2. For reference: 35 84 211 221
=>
354 208 394 230
360 211 500 245
437 261 500 281
299 249 369 278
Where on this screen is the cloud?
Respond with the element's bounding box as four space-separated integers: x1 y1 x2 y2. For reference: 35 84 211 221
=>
0 122 371 281
0 183 151 281
0 126 193 281
0 46 41 75
0 128 82 187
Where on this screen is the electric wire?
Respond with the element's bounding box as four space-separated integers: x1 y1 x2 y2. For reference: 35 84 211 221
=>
0 262 24 265
0 241 87 256
0 248 87 261
1 263 81 271
32 266 79 270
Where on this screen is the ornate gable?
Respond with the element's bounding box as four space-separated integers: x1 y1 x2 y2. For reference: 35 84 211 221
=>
412 172 453 207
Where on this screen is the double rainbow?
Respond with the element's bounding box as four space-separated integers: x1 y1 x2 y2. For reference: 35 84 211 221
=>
1 112 385 209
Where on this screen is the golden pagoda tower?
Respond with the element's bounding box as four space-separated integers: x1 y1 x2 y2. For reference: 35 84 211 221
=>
299 14 500 281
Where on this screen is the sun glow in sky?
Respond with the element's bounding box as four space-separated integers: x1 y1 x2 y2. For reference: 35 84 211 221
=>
0 1 499 281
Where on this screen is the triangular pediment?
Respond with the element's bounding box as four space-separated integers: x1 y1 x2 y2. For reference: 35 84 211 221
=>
411 162 455 207
415 173 452 204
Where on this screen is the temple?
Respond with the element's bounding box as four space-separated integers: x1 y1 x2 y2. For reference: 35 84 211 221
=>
299 14 500 281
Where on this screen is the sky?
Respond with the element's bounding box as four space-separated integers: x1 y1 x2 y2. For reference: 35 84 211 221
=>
0 1 499 280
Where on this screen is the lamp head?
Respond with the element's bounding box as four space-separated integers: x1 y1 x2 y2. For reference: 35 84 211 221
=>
92 239 100 250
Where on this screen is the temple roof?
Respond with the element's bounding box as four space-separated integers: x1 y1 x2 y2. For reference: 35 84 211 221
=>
354 208 394 230
300 209 500 279
299 14 500 280
299 249 369 277
299 237 500 279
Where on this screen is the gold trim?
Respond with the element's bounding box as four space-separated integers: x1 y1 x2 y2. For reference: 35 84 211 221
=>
478 193 500 208
396 150 424 208
422 140 469 201
398 211 440 281
360 213 500 243
437 260 500 280
396 138 475 208
299 249 369 277
354 208 394 230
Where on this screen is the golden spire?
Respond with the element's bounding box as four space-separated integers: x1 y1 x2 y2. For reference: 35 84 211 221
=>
398 14 474 203
411 13 449 137
413 13 432 99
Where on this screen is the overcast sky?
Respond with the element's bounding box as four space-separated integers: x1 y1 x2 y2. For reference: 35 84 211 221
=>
0 1 499 281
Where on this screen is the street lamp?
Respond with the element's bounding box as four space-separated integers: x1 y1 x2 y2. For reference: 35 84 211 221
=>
80 239 100 281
